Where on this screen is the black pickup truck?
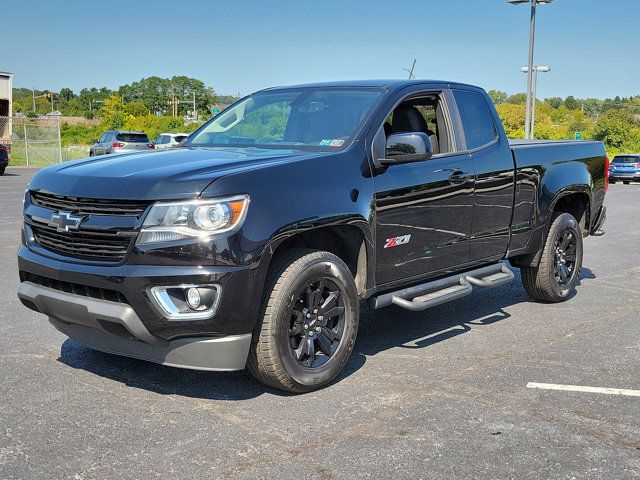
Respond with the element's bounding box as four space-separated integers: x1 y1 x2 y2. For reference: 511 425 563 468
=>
17 80 608 392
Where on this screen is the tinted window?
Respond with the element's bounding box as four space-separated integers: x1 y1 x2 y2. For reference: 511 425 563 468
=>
174 135 188 143
613 156 640 164
117 133 150 143
453 90 497 150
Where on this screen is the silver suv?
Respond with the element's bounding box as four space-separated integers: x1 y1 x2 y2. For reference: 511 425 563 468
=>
89 130 154 156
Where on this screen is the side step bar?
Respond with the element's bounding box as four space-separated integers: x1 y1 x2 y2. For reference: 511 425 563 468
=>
373 263 514 312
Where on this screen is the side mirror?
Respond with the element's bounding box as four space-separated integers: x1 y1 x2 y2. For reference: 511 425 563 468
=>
382 132 433 165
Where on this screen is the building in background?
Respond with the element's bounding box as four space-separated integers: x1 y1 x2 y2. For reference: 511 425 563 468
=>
0 71 13 148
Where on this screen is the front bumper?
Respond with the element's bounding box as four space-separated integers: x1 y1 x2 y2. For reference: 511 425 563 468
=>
17 245 264 339
18 281 251 371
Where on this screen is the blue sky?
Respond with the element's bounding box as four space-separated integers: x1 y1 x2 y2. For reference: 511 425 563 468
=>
4 0 638 99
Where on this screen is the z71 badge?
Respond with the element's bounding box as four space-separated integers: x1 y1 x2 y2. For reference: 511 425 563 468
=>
384 234 411 249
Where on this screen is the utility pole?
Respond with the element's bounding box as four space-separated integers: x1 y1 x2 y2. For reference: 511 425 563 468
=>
32 88 36 112
403 59 417 80
193 91 197 120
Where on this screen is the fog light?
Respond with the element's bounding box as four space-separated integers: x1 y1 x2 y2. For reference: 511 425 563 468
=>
148 284 221 321
186 287 201 309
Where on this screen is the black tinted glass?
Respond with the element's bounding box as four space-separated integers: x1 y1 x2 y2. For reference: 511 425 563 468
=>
117 133 150 143
613 156 639 164
453 90 497 150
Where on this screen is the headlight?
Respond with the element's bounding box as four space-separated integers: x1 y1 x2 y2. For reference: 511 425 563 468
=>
136 194 249 246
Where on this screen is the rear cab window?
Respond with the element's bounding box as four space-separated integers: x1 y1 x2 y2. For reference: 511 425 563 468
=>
117 133 150 143
612 156 640 164
453 90 498 150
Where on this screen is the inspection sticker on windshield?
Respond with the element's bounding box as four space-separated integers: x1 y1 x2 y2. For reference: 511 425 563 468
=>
319 139 345 147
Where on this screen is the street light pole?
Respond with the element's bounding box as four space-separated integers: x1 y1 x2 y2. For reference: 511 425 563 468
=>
521 66 551 138
508 0 553 139
524 0 537 139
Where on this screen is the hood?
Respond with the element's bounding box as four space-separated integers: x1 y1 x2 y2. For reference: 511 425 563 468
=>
28 147 327 200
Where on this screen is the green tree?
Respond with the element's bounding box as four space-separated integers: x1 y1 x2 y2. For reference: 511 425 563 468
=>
488 90 508 105
593 109 639 149
124 101 150 116
100 96 129 129
59 88 75 101
507 93 527 105
544 97 563 109
564 96 579 110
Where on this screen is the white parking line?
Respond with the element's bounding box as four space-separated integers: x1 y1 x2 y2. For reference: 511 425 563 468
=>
527 382 640 397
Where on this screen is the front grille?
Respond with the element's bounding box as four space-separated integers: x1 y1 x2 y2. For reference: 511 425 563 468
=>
20 271 128 304
31 191 149 216
31 222 134 262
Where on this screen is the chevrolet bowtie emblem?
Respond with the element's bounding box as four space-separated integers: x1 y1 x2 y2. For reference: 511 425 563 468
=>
48 211 85 233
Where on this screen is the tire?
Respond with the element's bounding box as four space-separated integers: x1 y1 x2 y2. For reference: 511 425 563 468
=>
89 151 94 157
609 179 616 184
623 181 631 185
521 212 583 303
247 249 359 393
0 167 5 176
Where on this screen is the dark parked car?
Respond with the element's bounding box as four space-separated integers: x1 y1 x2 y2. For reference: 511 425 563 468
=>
609 154 640 184
18 80 608 393
89 130 154 156
0 143 8 175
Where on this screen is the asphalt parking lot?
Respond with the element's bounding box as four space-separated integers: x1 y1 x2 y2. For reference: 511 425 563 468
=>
1 167 639 479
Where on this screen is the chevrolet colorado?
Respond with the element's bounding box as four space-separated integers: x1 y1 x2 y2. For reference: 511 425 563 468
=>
17 80 608 392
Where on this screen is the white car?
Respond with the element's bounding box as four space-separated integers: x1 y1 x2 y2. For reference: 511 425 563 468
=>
154 133 190 149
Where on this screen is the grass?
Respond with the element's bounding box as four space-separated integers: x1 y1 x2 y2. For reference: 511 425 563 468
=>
9 145 89 168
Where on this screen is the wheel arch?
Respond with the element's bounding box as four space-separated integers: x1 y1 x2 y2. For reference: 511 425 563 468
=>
511 187 591 269
259 217 374 298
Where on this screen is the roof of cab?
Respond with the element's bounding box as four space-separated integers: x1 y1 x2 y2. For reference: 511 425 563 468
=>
261 79 480 92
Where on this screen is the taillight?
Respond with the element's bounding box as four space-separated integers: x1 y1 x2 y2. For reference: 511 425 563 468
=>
112 142 125 148
147 143 155 149
634 163 640 168
604 156 610 192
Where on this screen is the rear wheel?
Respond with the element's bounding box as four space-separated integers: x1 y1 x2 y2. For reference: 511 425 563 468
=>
0 166 5 176
247 249 359 393
623 181 631 185
521 212 583 303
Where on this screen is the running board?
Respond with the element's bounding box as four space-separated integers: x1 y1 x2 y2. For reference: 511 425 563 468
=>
374 263 514 312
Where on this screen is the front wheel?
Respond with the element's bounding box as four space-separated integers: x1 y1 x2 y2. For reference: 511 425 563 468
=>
521 212 583 303
0 166 5 176
623 181 631 185
247 249 359 393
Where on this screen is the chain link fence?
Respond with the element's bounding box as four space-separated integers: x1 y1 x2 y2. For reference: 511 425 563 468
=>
0 116 90 167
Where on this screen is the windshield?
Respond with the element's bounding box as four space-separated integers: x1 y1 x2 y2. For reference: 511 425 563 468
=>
188 88 383 149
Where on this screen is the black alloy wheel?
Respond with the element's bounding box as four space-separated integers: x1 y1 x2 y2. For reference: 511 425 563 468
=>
553 228 578 288
288 278 346 368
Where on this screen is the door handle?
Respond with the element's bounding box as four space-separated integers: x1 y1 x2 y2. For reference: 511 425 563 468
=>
448 170 471 184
